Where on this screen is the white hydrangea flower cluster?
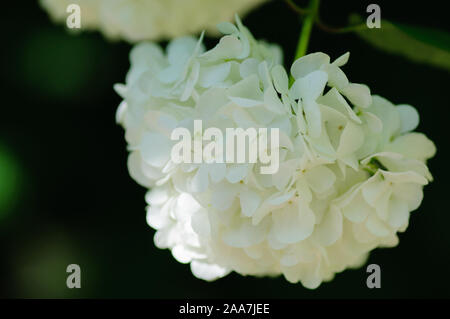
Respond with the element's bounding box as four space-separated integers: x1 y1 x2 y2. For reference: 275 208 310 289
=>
40 0 268 42
116 18 436 288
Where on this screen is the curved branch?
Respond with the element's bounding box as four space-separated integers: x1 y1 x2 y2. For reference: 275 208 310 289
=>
285 0 310 15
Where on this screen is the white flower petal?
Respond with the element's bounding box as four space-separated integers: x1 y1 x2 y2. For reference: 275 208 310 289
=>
366 214 390 237
198 62 231 88
222 218 269 248
211 182 239 211
313 207 342 246
387 197 410 228
324 64 348 91
146 199 172 229
332 52 350 67
189 165 210 193
226 164 249 183
239 188 262 217
304 166 336 194
342 193 371 223
290 70 328 100
303 100 322 138
397 104 419 133
190 260 229 281
386 133 436 162
337 122 364 156
139 132 172 168
272 203 315 244
271 64 289 94
341 83 372 108
209 163 227 183
290 52 330 79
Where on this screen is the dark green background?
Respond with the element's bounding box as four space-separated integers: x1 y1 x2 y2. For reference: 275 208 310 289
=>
0 0 449 298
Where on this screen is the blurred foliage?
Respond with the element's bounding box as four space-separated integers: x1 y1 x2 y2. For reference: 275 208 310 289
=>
18 28 103 99
350 14 450 71
0 143 21 219
12 232 94 298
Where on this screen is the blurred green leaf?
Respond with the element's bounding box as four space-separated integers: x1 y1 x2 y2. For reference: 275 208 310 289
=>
18 28 103 100
0 143 21 219
350 14 450 71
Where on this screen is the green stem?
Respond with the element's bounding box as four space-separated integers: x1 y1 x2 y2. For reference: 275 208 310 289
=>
293 0 319 61
290 0 320 85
